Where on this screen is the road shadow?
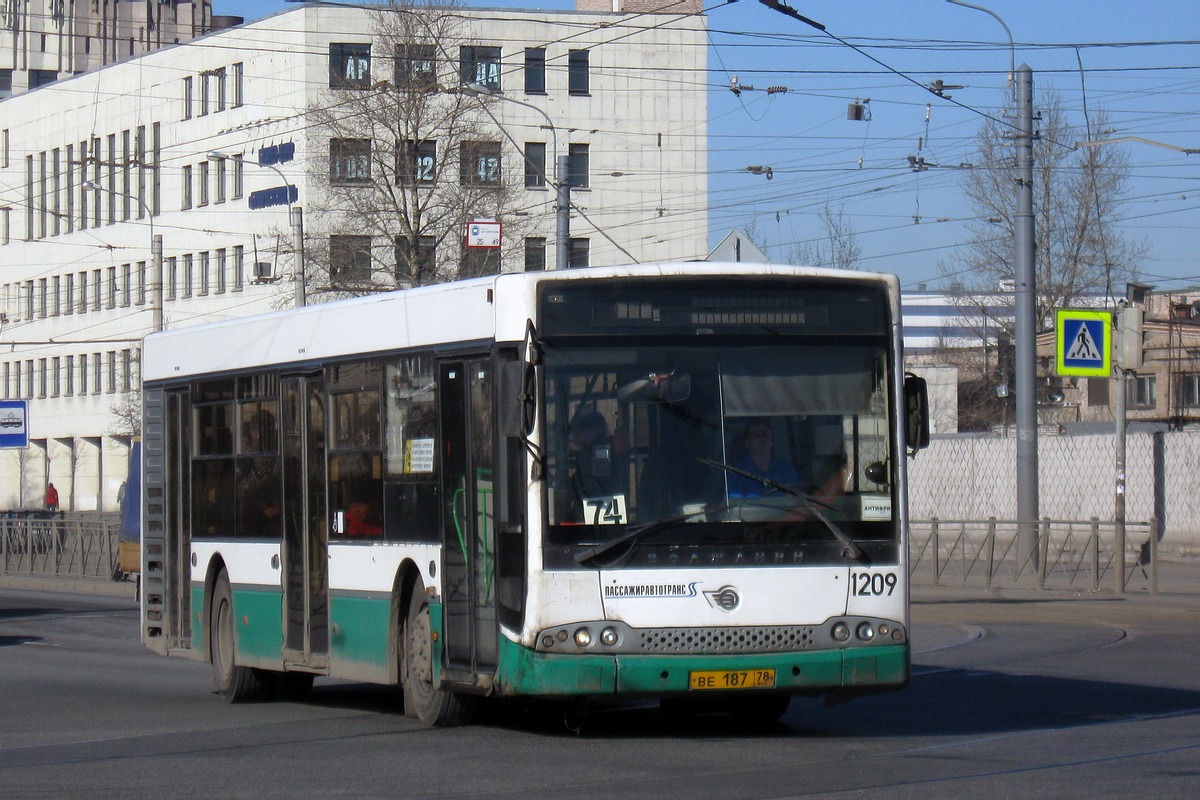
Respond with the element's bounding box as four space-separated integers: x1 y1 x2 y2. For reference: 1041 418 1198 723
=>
288 665 1200 740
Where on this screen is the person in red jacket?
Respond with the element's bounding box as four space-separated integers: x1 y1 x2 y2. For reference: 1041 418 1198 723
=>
45 483 59 512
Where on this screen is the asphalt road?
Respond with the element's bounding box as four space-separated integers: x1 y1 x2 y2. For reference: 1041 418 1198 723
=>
1 584 1197 799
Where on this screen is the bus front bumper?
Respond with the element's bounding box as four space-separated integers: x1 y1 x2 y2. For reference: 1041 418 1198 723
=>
494 636 909 698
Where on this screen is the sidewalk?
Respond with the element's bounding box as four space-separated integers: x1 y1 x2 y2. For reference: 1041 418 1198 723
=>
911 558 1200 608
0 573 137 598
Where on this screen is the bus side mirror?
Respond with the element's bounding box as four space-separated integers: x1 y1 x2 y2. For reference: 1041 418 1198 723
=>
904 373 930 454
499 361 537 438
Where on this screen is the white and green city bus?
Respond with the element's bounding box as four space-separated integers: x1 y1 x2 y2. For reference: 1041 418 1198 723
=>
140 263 929 725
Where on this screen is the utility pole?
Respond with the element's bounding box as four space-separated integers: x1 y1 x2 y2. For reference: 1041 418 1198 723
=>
151 234 163 332
291 206 306 307
1014 64 1039 568
555 154 570 270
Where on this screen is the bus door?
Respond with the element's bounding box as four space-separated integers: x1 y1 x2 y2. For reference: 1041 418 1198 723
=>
438 358 498 674
281 375 329 669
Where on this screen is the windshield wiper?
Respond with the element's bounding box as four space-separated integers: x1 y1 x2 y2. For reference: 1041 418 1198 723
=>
573 510 699 565
697 457 868 563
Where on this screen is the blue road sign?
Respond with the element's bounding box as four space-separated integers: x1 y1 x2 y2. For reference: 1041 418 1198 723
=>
1056 309 1112 377
0 399 29 448
248 184 298 210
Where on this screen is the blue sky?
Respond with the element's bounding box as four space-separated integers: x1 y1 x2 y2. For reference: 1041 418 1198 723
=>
215 1 1200 292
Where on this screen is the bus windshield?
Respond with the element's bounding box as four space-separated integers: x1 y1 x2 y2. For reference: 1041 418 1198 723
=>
542 341 896 568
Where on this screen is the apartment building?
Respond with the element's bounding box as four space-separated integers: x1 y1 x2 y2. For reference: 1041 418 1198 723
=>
0 1 709 510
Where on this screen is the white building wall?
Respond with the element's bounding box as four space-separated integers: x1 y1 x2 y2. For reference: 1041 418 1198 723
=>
0 5 708 510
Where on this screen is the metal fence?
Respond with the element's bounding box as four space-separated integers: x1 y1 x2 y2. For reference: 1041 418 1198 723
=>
0 513 122 581
910 518 1159 594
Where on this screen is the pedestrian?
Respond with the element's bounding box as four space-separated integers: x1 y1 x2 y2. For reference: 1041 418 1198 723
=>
45 482 59 512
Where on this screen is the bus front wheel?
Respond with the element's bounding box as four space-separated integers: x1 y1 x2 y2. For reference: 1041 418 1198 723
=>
401 587 473 726
211 571 270 702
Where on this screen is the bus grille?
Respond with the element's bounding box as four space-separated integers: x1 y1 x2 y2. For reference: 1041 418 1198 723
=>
636 626 817 655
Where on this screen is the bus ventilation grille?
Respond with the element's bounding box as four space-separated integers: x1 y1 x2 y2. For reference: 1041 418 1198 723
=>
637 626 817 655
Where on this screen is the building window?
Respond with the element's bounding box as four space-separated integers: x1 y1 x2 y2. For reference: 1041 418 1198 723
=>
460 141 501 185
524 142 546 188
460 46 501 91
199 251 210 296
216 248 227 294
525 237 546 271
568 237 589 269
330 43 371 89
233 245 245 292
400 139 436 184
330 235 373 287
524 48 545 94
182 254 193 299
233 62 244 107
1129 374 1156 409
1179 374 1200 408
232 154 244 199
198 160 210 206
121 264 131 307
136 261 146 305
30 69 57 88
395 235 436 284
568 49 590 96
568 143 589 188
166 257 177 300
182 164 192 210
395 44 437 91
215 67 227 112
330 139 372 184
0 69 12 100
199 70 210 115
107 351 117 394
106 267 116 309
214 155 227 203
121 350 133 393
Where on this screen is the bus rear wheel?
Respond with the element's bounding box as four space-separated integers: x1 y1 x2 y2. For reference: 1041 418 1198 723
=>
401 587 473 727
211 571 270 702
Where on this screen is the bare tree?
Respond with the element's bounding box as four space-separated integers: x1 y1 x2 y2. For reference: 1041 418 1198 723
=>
947 90 1147 329
790 204 862 271
306 0 527 300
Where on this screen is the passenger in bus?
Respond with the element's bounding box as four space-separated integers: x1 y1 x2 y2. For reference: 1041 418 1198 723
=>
728 419 798 498
345 498 383 537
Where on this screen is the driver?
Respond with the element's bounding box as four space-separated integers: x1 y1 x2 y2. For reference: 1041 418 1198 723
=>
728 419 798 498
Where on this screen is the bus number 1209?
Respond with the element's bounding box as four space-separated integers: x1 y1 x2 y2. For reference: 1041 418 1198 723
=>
850 571 897 597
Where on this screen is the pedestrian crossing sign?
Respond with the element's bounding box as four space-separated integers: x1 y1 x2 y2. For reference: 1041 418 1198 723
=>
1056 309 1112 377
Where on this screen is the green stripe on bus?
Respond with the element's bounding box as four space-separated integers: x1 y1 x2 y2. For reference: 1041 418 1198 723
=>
495 637 909 697
329 593 393 669
231 587 284 662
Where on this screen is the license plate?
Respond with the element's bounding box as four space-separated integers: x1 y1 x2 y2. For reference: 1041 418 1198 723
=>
688 668 776 691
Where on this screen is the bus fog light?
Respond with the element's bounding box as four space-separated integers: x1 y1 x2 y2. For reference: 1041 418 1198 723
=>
542 636 555 648
574 628 593 647
831 622 851 642
600 627 619 646
892 628 905 642
878 624 890 636
856 622 875 641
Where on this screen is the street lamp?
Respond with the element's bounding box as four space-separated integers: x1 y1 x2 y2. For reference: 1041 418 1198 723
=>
207 150 306 307
461 82 571 271
945 0 1014 84
83 180 163 332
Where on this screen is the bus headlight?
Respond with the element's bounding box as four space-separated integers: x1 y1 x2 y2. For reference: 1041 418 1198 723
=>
574 628 593 647
600 627 619 646
856 622 875 641
831 622 851 642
